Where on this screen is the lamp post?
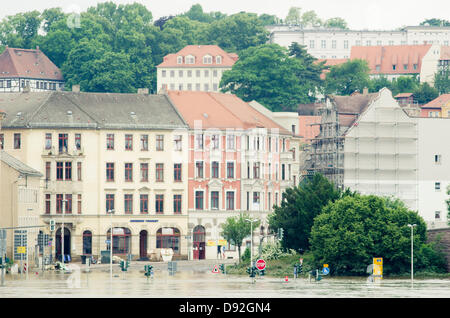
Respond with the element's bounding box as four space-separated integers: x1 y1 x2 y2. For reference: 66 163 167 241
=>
407 224 417 284
245 218 258 269
61 199 67 265
107 209 114 283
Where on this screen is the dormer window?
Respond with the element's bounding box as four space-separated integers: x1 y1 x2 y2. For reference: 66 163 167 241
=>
185 56 195 64
392 64 396 70
177 56 183 64
216 56 222 64
203 55 212 64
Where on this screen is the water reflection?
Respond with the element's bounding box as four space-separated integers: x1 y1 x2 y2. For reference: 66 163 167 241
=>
1 269 449 298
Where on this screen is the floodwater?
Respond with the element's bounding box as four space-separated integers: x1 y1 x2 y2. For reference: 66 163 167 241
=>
0 262 449 298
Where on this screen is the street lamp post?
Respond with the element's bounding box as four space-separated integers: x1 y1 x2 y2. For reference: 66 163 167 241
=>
107 209 114 283
61 199 67 265
407 224 417 284
245 218 258 269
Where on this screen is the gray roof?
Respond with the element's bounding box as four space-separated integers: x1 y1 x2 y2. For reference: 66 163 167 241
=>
0 151 42 177
0 91 188 130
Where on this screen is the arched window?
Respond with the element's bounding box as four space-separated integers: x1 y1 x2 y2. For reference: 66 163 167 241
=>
156 227 180 254
107 227 131 255
193 225 205 243
82 230 92 255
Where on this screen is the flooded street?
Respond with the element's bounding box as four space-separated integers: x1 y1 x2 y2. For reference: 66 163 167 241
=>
0 261 449 298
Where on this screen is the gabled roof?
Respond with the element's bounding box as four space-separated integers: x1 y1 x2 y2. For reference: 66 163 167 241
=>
157 45 238 68
0 91 188 130
395 93 414 98
350 45 432 75
166 91 291 134
421 94 450 109
0 150 42 177
0 47 63 80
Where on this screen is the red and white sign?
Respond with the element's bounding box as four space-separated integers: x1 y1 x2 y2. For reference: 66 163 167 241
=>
255 259 266 270
212 265 220 273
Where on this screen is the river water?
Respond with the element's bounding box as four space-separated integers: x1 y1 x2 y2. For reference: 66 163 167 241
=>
1 263 449 298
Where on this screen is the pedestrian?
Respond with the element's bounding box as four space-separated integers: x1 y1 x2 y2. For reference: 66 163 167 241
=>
222 245 226 260
217 245 221 259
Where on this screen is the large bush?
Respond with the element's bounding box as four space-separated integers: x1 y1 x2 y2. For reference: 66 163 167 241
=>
310 195 447 275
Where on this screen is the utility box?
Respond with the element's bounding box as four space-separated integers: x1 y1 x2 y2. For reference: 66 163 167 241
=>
100 251 110 264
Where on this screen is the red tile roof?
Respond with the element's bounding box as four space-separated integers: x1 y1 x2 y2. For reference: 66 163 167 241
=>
0 46 63 80
157 45 238 68
421 94 450 109
350 45 432 75
167 90 290 134
394 93 414 98
441 46 450 60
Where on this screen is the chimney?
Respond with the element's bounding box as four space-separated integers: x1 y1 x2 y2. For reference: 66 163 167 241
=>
363 87 368 95
72 84 80 93
137 88 149 95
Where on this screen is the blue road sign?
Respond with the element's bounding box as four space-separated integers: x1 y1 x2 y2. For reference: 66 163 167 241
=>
323 267 330 275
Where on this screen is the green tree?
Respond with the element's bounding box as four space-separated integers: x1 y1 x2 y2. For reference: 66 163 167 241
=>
285 7 301 25
221 214 260 263
325 59 371 95
434 69 450 94
206 12 269 53
41 7 66 33
0 11 42 48
390 76 419 96
310 194 447 275
301 10 322 27
324 17 348 29
258 14 279 26
220 44 320 111
420 18 450 27
413 82 439 104
268 173 343 252
369 76 393 93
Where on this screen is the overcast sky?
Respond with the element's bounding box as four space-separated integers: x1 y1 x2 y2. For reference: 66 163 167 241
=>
0 0 449 30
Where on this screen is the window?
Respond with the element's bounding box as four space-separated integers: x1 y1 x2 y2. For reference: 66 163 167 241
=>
268 192 272 210
435 182 441 191
332 40 336 49
404 64 408 70
45 162 51 180
106 194 115 212
413 64 418 70
82 230 91 255
211 191 219 209
275 192 279 206
211 134 219 149
213 70 218 77
366 40 371 46
196 134 204 149
392 64 396 70
6 80 11 88
125 134 133 150
45 133 52 150
58 133 67 153
275 163 279 180
156 163 164 182
268 137 271 152
195 191 204 210
56 194 63 214
156 228 180 254
226 191 234 210
435 211 441 220
186 56 195 64
178 83 183 90
170 70 175 78
174 135 182 151
108 227 131 255
141 134 148 151
187 70 192 77
196 161 204 178
45 194 51 214
216 56 222 64
124 163 133 182
282 164 286 180
226 135 235 150
213 83 218 91
196 70 200 77
187 83 192 90
344 40 348 49
65 162 72 181
211 161 219 178
435 155 442 165
268 163 271 180
321 40 326 48
75 134 81 150
227 162 234 179
107 134 114 150
156 135 164 151
253 192 260 209
203 55 212 64
124 194 133 214
173 195 182 213
174 163 182 182
56 162 64 180
309 40 315 48
106 163 115 182
0 134 3 149
178 70 183 77
196 83 200 90
162 70 166 78
140 163 148 182
155 194 164 213
77 194 82 214
65 194 72 214
204 83 209 91
14 133 21 149
140 195 148 214
253 162 260 179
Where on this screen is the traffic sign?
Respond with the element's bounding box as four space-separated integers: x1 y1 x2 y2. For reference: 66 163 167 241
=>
255 259 266 271
299 258 303 264
207 240 216 246
17 246 26 254
322 267 330 275
212 265 220 273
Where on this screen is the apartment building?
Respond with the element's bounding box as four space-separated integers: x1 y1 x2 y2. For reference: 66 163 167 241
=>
0 89 190 261
156 45 238 93
0 46 65 93
167 91 296 260
301 88 449 228
267 25 450 59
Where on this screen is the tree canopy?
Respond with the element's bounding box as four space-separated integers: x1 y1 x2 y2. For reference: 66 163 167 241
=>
310 194 447 275
324 59 371 95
